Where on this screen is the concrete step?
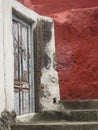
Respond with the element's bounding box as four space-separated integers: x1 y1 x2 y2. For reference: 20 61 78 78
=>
60 100 98 110
23 110 98 122
11 121 98 130
69 110 98 121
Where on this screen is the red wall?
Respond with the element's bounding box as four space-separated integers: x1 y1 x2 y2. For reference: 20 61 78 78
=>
18 0 98 100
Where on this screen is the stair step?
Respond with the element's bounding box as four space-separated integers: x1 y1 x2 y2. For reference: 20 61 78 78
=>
69 110 98 121
11 122 98 130
60 100 98 109
25 110 98 122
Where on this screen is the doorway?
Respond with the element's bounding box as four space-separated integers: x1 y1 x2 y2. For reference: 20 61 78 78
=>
13 15 35 115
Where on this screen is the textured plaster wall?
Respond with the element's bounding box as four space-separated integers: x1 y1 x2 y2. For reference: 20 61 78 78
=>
0 0 14 113
17 0 98 15
18 0 98 100
0 0 5 112
40 17 60 110
3 0 14 111
55 8 98 100
33 17 60 111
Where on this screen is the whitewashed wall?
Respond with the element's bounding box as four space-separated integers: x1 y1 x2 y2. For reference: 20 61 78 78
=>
39 16 60 111
0 0 14 111
4 0 14 111
0 0 5 113
0 0 14 113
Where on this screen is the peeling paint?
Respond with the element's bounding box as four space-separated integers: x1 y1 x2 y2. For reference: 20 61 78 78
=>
43 53 51 69
40 17 60 111
0 0 60 113
33 17 60 111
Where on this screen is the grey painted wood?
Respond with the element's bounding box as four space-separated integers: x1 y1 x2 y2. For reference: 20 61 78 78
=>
13 15 35 115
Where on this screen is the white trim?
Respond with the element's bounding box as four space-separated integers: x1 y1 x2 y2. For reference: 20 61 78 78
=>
12 0 39 22
40 16 53 22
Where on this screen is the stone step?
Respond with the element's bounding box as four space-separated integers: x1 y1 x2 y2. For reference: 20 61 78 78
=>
69 110 98 121
60 100 98 110
11 121 98 130
23 110 98 122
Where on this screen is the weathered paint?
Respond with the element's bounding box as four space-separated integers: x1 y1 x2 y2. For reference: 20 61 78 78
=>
13 19 30 115
39 16 60 110
16 113 36 122
0 0 5 112
18 0 98 101
33 16 60 111
1 0 14 112
12 1 40 114
55 8 98 100
0 0 60 113
18 0 98 16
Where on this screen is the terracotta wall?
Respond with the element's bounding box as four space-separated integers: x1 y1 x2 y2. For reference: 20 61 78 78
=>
18 0 98 100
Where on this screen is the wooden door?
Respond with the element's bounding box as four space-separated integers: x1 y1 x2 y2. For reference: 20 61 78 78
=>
13 16 34 115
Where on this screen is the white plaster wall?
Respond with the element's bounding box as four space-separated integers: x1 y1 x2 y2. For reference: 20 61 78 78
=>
40 16 60 111
3 0 14 111
0 0 14 113
0 0 6 113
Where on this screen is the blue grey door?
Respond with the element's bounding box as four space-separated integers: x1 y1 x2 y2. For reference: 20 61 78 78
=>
13 16 34 115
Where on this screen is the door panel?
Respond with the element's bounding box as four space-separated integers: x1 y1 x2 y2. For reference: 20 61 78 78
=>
21 25 29 82
13 21 19 81
13 18 32 115
14 88 20 115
